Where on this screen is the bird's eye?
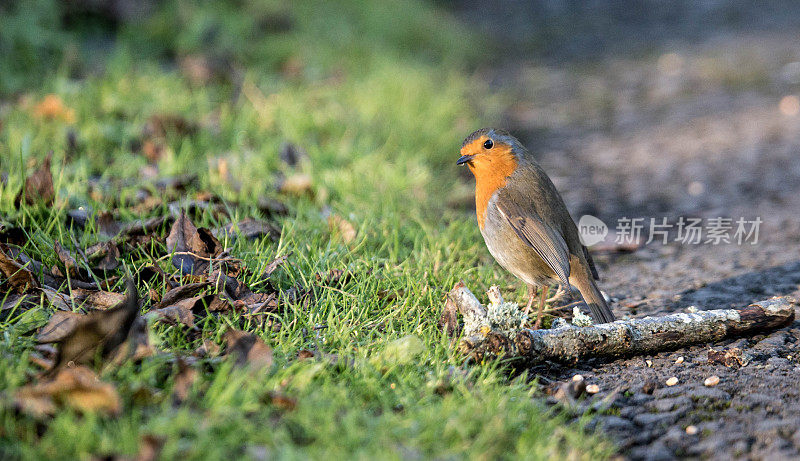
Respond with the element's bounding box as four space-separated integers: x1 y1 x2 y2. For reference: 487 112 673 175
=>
483 139 493 149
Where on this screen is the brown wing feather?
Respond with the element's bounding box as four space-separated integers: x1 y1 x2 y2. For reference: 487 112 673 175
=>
494 197 571 289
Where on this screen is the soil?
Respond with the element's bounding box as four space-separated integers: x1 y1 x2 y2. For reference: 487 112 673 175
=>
455 2 800 459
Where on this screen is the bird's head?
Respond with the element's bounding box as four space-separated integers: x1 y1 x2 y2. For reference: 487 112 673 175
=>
457 128 522 179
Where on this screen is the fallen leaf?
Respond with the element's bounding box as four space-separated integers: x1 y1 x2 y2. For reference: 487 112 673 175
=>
327 214 356 243
153 282 208 309
85 241 121 271
0 292 35 313
297 349 315 360
38 311 84 343
261 254 289 280
49 279 140 370
171 360 197 404
166 211 222 275
147 295 206 328
193 339 221 358
214 218 280 242
439 295 460 338
224 329 273 368
96 211 122 238
33 94 75 123
15 366 120 417
141 139 165 163
279 142 308 168
136 434 165 461
263 390 297 411
0 246 38 292
0 223 27 246
15 152 55 206
40 287 71 310
54 241 81 279
277 173 312 196
72 289 127 310
257 196 289 217
707 347 751 368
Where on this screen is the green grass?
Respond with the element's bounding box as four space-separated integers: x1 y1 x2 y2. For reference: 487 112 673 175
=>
0 1 612 459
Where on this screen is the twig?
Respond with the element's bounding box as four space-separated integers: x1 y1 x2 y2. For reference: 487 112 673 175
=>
446 283 795 365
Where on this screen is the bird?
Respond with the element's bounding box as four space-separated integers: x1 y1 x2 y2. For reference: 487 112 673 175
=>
457 128 615 328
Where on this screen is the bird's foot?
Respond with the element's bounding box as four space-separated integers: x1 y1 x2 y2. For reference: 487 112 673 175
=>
546 285 568 304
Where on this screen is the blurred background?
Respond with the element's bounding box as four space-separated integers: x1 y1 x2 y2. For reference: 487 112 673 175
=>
4 0 800 219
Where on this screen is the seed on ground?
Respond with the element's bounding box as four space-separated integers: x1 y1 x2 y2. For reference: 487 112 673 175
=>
704 375 720 387
572 374 584 382
666 377 679 386
675 356 684 364
646 360 653 367
586 384 600 394
686 425 698 435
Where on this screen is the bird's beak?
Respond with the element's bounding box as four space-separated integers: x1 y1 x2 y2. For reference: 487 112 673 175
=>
456 155 474 166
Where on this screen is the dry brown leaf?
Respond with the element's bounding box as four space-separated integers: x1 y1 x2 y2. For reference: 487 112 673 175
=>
0 247 38 292
171 360 197 404
263 390 297 411
54 241 81 279
214 218 280 242
33 94 75 123
193 339 221 358
49 279 140 370
0 223 27 246
16 153 55 206
257 196 289 217
136 434 165 461
279 142 308 168
224 329 273 368
328 214 356 243
85 241 121 272
40 287 71 310
0 292 35 312
38 311 84 343
277 173 312 196
439 294 461 338
147 296 205 328
96 211 122 238
166 211 222 275
154 282 208 309
73 289 127 310
707 347 751 368
15 366 120 417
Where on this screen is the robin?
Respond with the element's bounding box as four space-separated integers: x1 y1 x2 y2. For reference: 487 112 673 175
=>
457 128 615 327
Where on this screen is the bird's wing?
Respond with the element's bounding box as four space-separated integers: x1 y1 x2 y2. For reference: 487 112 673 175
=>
494 196 571 288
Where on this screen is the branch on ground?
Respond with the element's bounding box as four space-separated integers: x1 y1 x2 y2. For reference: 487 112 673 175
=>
444 282 796 365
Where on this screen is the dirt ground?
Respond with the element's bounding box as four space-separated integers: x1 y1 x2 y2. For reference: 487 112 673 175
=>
456 2 800 459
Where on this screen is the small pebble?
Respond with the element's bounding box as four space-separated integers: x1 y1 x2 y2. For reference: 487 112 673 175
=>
675 356 684 364
685 425 698 435
646 360 653 367
586 384 600 394
572 374 584 382
686 306 699 313
666 377 679 386
704 375 720 387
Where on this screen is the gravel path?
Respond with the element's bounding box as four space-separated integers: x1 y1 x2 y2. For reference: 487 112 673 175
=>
456 2 800 458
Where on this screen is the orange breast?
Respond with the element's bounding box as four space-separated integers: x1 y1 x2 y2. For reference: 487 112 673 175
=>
470 144 518 229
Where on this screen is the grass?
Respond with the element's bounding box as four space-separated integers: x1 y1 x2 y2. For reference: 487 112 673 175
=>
0 0 613 458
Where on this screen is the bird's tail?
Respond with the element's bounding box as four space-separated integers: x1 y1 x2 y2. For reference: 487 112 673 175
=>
571 273 615 324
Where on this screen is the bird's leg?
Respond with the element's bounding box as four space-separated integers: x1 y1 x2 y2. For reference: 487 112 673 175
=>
523 284 536 315
533 286 549 330
545 284 567 304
